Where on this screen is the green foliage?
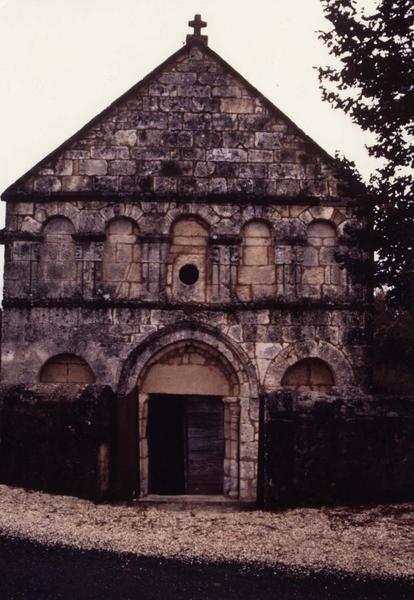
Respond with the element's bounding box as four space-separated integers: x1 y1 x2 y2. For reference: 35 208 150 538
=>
318 0 414 314
373 292 414 393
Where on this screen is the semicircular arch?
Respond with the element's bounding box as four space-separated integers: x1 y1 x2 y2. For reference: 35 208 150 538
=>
118 322 259 398
264 340 354 390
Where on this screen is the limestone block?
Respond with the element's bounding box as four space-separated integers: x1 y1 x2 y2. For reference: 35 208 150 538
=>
243 246 269 266
247 149 273 162
303 246 319 266
158 72 197 84
316 326 339 345
269 179 301 195
240 460 256 479
173 220 208 237
91 147 130 160
328 265 344 286
108 220 134 235
61 176 92 192
255 343 282 359
255 132 282 149
21 217 40 233
308 221 336 238
310 206 334 221
236 114 268 132
212 114 238 130
239 164 267 179
244 221 270 238
64 150 90 159
183 112 211 131
149 84 177 96
209 178 227 193
108 160 136 176
251 285 276 299
223 132 254 148
194 162 216 177
55 159 73 176
153 177 177 194
127 263 142 283
192 98 220 112
206 149 247 162
115 244 133 263
240 442 258 460
211 85 242 97
320 247 336 265
237 285 251 301
79 160 107 176
301 284 321 298
132 113 168 130
94 176 119 192
301 178 329 196
33 177 61 193
268 163 306 179
302 267 325 286
162 131 193 147
159 97 192 112
194 132 222 148
176 84 211 97
221 98 255 113
238 266 275 285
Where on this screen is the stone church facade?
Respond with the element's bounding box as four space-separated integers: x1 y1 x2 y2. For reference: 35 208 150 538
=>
2 18 410 506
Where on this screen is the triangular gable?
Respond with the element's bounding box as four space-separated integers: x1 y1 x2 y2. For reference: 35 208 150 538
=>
3 40 345 201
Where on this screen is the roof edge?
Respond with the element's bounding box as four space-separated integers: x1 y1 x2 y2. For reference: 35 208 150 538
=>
2 38 355 199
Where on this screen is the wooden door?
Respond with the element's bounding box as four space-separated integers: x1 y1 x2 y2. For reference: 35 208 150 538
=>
148 394 224 495
114 386 139 499
185 396 224 494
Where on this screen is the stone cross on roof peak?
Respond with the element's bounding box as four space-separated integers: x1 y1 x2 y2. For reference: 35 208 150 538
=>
186 14 208 45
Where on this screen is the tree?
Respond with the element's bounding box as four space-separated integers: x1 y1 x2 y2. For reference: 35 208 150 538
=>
318 0 414 314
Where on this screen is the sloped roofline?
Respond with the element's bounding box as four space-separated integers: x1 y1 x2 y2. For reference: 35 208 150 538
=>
2 39 340 199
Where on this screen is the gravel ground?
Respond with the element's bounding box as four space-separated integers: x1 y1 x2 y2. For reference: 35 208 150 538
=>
0 485 413 579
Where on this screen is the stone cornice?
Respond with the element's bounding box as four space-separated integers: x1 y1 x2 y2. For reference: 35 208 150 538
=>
1 191 352 207
2 297 372 312
0 229 43 243
72 232 106 243
208 234 242 246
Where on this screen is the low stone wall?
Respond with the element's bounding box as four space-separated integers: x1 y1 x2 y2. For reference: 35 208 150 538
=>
262 391 414 507
0 384 114 500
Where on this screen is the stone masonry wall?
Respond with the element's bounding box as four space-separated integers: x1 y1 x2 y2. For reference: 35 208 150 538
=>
2 199 365 304
0 37 372 503
1 304 369 391
6 42 343 200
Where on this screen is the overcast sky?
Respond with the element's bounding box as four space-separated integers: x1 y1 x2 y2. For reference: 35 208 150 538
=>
0 0 379 210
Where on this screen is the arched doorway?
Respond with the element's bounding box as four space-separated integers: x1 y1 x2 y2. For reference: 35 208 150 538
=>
138 341 240 498
118 325 259 502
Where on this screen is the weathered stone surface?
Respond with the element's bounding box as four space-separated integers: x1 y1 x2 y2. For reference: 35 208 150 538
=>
0 34 379 508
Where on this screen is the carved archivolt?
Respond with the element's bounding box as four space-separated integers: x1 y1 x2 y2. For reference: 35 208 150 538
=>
119 323 259 398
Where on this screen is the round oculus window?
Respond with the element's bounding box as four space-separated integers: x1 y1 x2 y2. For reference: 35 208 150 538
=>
179 264 199 285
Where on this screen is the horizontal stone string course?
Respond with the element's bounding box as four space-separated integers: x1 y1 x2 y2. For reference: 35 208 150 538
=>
0 32 377 506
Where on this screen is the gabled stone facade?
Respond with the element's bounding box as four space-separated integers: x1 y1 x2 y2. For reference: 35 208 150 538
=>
0 21 374 503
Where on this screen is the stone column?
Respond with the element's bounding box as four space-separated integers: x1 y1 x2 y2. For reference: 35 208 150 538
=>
0 231 43 298
208 235 241 303
139 234 170 300
222 396 240 498
72 233 106 299
292 244 304 299
138 393 149 497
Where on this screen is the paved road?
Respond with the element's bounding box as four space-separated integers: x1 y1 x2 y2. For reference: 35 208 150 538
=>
0 536 413 600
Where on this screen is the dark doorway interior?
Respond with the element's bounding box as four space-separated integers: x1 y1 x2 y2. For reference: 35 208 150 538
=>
148 395 224 495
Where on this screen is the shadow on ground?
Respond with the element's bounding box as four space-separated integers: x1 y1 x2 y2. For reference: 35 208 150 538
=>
0 536 413 600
